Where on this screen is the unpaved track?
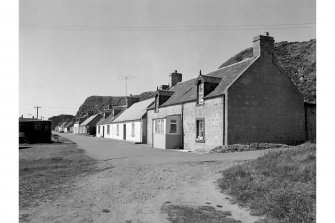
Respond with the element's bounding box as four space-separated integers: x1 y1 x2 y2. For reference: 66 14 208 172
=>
24 134 272 223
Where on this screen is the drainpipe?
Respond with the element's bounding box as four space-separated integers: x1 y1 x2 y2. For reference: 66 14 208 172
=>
224 91 228 146
181 103 184 149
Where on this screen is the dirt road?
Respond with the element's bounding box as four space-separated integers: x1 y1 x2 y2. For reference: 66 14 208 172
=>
22 134 271 223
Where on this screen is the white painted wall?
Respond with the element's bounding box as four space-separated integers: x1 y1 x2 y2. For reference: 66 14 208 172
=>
111 121 142 143
104 124 113 138
73 123 79 134
111 123 124 140
96 124 113 138
96 125 103 137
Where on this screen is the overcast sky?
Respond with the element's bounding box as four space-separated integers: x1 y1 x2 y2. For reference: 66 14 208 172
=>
19 0 316 119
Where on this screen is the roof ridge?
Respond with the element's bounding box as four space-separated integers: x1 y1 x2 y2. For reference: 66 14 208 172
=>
214 57 255 71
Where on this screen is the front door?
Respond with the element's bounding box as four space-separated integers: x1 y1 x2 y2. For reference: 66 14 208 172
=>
123 124 126 140
102 126 105 138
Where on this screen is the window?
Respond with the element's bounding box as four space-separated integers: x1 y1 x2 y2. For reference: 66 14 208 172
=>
131 123 135 137
169 119 177 133
197 82 204 104
107 125 110 135
196 119 205 142
155 119 164 134
155 96 159 112
117 124 119 136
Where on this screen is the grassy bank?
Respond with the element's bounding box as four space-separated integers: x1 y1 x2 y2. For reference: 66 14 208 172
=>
218 143 316 223
19 138 101 221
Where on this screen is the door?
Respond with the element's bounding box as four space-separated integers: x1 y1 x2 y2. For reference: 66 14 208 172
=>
123 124 126 140
102 126 105 138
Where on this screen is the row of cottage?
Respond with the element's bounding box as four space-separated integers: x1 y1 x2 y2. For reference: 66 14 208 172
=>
56 34 316 152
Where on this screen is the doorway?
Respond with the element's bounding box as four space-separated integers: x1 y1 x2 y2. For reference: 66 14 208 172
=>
102 126 105 138
123 124 126 140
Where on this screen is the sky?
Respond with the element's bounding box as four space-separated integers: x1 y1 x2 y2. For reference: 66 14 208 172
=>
19 0 316 119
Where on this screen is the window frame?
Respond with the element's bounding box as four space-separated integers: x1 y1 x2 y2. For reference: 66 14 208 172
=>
197 81 204 105
155 95 159 112
195 118 205 143
154 118 165 134
169 119 178 134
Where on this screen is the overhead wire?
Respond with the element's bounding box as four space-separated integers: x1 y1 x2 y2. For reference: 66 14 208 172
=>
20 23 316 31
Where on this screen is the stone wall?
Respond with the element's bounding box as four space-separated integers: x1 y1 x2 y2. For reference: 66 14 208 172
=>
183 97 224 152
227 56 306 145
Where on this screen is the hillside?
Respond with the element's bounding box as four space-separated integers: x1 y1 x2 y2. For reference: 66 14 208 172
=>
75 91 155 117
48 114 74 129
219 39 316 103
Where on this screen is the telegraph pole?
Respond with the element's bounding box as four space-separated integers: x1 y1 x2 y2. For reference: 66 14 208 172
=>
34 106 41 119
125 76 128 97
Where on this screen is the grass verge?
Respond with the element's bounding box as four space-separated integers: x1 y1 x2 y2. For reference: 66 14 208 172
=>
19 137 104 222
218 143 316 223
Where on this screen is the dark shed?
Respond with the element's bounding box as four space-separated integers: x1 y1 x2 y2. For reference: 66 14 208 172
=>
19 118 52 143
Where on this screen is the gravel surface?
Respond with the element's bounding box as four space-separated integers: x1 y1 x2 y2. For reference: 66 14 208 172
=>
21 133 274 223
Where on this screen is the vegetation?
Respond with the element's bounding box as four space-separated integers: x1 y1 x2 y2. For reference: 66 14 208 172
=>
75 91 155 117
219 39 316 103
48 114 74 129
161 204 240 223
218 143 316 223
19 137 101 221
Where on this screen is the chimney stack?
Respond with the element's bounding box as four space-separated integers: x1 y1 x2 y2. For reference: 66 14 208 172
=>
126 96 140 108
158 84 169 90
169 70 182 87
253 32 274 58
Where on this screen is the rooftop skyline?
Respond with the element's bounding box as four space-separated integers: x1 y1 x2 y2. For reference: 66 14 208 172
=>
19 0 316 119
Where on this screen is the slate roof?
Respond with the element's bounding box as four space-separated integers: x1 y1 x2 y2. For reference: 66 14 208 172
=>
196 75 222 84
80 114 101 126
148 58 256 109
64 121 74 128
113 98 155 123
59 122 67 128
96 117 105 126
205 58 256 98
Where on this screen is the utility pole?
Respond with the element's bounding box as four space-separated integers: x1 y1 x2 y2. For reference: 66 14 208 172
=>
125 76 128 97
113 74 137 98
34 106 41 119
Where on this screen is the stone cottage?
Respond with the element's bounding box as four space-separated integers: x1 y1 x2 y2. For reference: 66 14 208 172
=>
147 33 307 152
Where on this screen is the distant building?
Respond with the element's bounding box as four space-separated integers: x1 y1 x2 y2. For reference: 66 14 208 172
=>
64 121 74 133
110 98 154 143
73 116 88 134
147 33 309 151
79 114 102 135
96 106 125 138
19 118 51 143
96 96 140 138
